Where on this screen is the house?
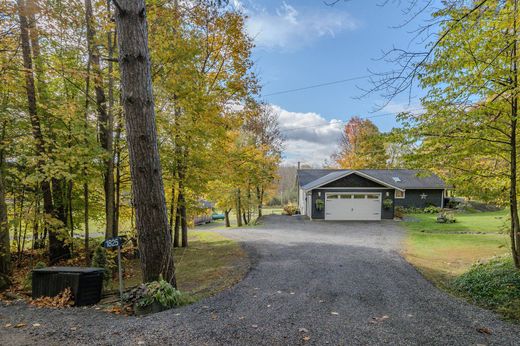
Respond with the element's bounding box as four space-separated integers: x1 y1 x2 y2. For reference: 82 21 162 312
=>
297 169 448 221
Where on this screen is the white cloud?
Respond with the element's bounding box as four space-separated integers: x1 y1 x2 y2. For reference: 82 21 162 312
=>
237 1 359 51
272 105 343 166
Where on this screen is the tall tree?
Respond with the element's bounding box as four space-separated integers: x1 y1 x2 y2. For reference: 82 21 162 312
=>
114 0 176 284
85 0 115 239
333 116 388 169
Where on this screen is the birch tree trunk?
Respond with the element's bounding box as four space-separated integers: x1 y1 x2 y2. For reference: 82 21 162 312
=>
0 123 10 289
114 0 176 284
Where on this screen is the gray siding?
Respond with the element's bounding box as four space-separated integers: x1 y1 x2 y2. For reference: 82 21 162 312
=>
395 189 444 208
311 188 394 220
322 174 385 188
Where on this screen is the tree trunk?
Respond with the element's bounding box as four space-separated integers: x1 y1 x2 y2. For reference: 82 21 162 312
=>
114 0 176 284
511 1 520 269
224 209 231 227
256 186 263 218
179 191 188 248
85 0 115 240
17 0 69 264
174 206 180 247
236 189 242 227
169 182 175 233
0 123 10 289
114 111 122 236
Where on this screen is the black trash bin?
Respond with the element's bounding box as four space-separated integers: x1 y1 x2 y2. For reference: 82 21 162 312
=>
32 267 104 306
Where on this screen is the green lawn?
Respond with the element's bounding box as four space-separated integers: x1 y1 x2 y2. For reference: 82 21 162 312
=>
403 210 511 287
107 231 249 300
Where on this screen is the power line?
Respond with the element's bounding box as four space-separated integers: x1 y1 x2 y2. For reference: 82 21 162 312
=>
263 75 371 97
280 108 423 133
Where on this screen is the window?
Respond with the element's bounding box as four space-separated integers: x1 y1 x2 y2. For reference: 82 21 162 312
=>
366 194 380 200
353 194 365 199
340 194 353 199
326 194 340 200
395 190 405 199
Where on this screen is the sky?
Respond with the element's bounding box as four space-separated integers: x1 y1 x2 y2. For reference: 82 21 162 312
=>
231 0 433 166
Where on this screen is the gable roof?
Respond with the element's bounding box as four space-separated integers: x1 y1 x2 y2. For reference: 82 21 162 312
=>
297 169 448 190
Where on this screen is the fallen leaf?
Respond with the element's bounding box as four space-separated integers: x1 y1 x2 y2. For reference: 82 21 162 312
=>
477 327 492 335
267 305 271 308
252 324 258 328
14 323 26 328
370 315 390 324
303 336 311 341
277 290 282 294
331 312 339 315
298 328 309 333
32 323 41 327
5 323 12 328
238 316 245 320
290 292 295 295
319 300 324 303
70 327 77 331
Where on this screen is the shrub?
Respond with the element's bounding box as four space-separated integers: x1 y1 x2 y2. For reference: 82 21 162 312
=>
123 279 192 310
424 206 441 214
24 261 46 290
452 257 520 320
394 206 405 218
283 204 298 216
91 246 112 287
315 198 324 211
436 211 456 223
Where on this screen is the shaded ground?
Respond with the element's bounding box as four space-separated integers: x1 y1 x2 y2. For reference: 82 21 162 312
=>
1 215 520 345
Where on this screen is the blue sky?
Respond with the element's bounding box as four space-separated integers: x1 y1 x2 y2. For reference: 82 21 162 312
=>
233 0 432 166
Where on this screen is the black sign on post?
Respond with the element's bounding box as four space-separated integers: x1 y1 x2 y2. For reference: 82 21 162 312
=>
102 236 124 303
101 236 123 249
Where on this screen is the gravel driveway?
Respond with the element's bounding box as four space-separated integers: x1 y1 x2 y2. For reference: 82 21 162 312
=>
1 215 519 345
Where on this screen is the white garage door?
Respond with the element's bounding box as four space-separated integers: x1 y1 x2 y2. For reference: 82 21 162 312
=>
324 193 381 221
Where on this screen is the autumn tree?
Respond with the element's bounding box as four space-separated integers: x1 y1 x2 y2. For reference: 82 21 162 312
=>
333 116 388 169
114 0 175 284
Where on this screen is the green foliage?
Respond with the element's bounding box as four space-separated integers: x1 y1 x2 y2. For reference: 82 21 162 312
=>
424 206 441 214
383 198 393 210
452 257 520 320
436 211 456 224
24 261 46 290
123 279 191 310
91 246 111 287
283 204 298 216
315 198 324 211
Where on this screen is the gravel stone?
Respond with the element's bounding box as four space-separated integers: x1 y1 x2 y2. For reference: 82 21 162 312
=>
1 215 519 345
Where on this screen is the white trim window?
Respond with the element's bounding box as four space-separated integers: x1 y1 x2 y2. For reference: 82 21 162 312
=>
395 190 406 199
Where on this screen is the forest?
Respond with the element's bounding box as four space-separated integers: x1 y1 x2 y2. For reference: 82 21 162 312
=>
0 0 282 289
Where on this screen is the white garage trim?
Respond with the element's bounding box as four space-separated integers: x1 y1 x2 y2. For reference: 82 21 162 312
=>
324 192 382 221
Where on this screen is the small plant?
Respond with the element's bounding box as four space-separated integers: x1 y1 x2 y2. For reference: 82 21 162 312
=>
283 204 298 216
383 198 393 209
315 198 325 211
436 211 456 223
91 246 112 287
123 279 191 315
424 205 441 214
24 261 46 290
394 206 406 218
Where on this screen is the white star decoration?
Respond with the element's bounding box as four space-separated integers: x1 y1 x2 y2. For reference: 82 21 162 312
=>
420 193 428 200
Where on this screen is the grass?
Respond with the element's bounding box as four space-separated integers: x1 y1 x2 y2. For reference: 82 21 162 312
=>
107 231 249 301
402 209 520 320
452 257 520 321
403 210 510 286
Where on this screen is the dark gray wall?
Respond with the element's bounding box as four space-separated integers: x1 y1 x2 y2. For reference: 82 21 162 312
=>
323 174 385 188
394 189 443 208
311 188 394 220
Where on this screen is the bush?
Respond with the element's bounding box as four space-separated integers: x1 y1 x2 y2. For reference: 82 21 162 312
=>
452 257 520 320
24 261 46 290
91 246 112 287
436 211 456 223
123 279 192 312
283 204 298 216
424 206 441 214
394 206 405 218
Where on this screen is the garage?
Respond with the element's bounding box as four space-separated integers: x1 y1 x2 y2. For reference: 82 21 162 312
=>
324 192 381 221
